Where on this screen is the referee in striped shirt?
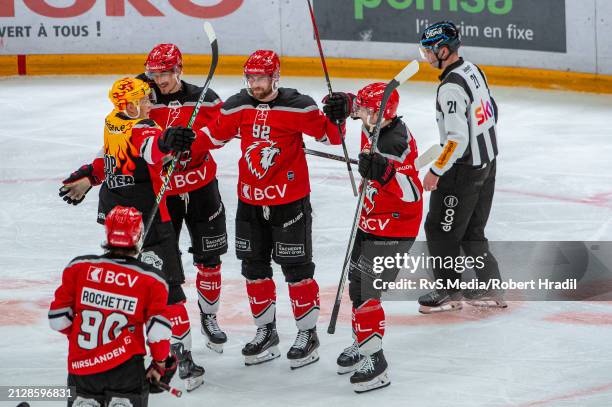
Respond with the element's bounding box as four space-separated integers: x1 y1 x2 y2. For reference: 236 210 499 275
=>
417 21 506 313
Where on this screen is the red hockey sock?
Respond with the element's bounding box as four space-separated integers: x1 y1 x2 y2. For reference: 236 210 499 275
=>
166 302 192 350
245 278 276 327
288 278 320 331
354 299 385 355
196 263 221 315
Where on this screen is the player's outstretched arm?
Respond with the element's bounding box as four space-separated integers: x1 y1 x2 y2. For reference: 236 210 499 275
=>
58 160 103 205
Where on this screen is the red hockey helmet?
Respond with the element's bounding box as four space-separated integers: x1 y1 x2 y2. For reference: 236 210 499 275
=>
145 43 183 73
244 50 280 77
104 206 144 248
354 82 399 121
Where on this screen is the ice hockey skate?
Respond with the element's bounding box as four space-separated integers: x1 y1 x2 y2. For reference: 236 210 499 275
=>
418 289 463 314
350 349 390 393
287 327 319 369
242 322 281 366
171 342 205 391
201 313 227 353
336 341 364 374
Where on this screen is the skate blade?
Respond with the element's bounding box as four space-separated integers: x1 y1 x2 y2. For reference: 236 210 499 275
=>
184 375 204 392
289 350 320 370
352 370 391 394
419 301 463 314
337 357 363 375
467 298 507 308
206 340 224 354
337 363 359 375
244 345 281 366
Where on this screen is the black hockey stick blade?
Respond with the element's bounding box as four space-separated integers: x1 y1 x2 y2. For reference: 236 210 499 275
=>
143 21 218 241
327 60 420 335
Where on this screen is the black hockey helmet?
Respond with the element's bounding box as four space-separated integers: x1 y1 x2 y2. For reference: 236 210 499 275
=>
420 21 461 54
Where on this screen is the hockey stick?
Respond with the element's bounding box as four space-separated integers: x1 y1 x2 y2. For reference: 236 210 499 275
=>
306 0 358 197
158 382 183 398
305 148 358 165
327 60 420 334
306 144 443 169
143 22 218 241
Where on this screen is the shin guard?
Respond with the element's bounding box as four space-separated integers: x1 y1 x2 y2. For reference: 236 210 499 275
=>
288 278 320 331
354 299 385 356
245 278 276 327
196 263 222 315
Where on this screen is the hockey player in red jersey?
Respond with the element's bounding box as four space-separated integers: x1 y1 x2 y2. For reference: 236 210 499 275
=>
141 44 229 357
49 206 176 406
61 45 228 361
328 83 423 393
59 76 205 391
193 50 344 368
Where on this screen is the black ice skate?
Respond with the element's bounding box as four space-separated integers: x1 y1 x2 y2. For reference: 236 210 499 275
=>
336 341 364 375
463 288 507 309
171 342 205 391
418 289 463 314
242 322 280 366
350 349 390 393
287 328 320 370
200 313 227 353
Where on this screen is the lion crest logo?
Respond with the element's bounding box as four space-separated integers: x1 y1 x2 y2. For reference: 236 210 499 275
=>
364 181 378 214
245 140 280 179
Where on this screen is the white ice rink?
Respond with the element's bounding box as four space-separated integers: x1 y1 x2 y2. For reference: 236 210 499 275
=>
1 74 612 407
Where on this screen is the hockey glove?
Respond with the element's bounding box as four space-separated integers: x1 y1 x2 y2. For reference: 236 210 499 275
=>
358 152 396 186
322 92 355 123
147 354 177 394
59 164 98 205
158 126 196 153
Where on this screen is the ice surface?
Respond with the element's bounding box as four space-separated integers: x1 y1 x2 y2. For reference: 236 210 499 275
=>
1 75 612 406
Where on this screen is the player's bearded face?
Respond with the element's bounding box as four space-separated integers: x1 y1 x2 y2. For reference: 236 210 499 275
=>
247 75 274 100
149 70 180 94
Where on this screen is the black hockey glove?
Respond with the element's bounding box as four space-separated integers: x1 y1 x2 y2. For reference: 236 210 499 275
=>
158 126 196 153
322 92 355 123
58 164 98 205
358 152 396 186
147 354 177 394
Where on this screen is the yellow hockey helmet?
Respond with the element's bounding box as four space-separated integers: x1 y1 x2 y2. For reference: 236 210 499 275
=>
108 77 151 111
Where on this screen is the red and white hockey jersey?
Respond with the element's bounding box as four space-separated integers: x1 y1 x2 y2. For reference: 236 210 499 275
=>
359 118 423 238
194 87 343 206
48 254 171 375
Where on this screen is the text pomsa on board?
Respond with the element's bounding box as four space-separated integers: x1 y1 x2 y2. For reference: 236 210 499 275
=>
355 0 513 20
0 0 242 19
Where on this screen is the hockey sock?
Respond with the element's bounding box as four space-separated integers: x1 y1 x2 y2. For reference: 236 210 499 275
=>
245 278 276 327
288 278 320 331
196 263 221 315
166 302 192 350
354 299 385 356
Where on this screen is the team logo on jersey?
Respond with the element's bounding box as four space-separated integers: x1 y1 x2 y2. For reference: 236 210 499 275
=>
165 100 182 128
364 181 378 214
86 266 103 283
140 251 163 270
245 140 280 179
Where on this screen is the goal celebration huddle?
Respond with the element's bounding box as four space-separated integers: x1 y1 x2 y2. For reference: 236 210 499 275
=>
49 19 504 405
